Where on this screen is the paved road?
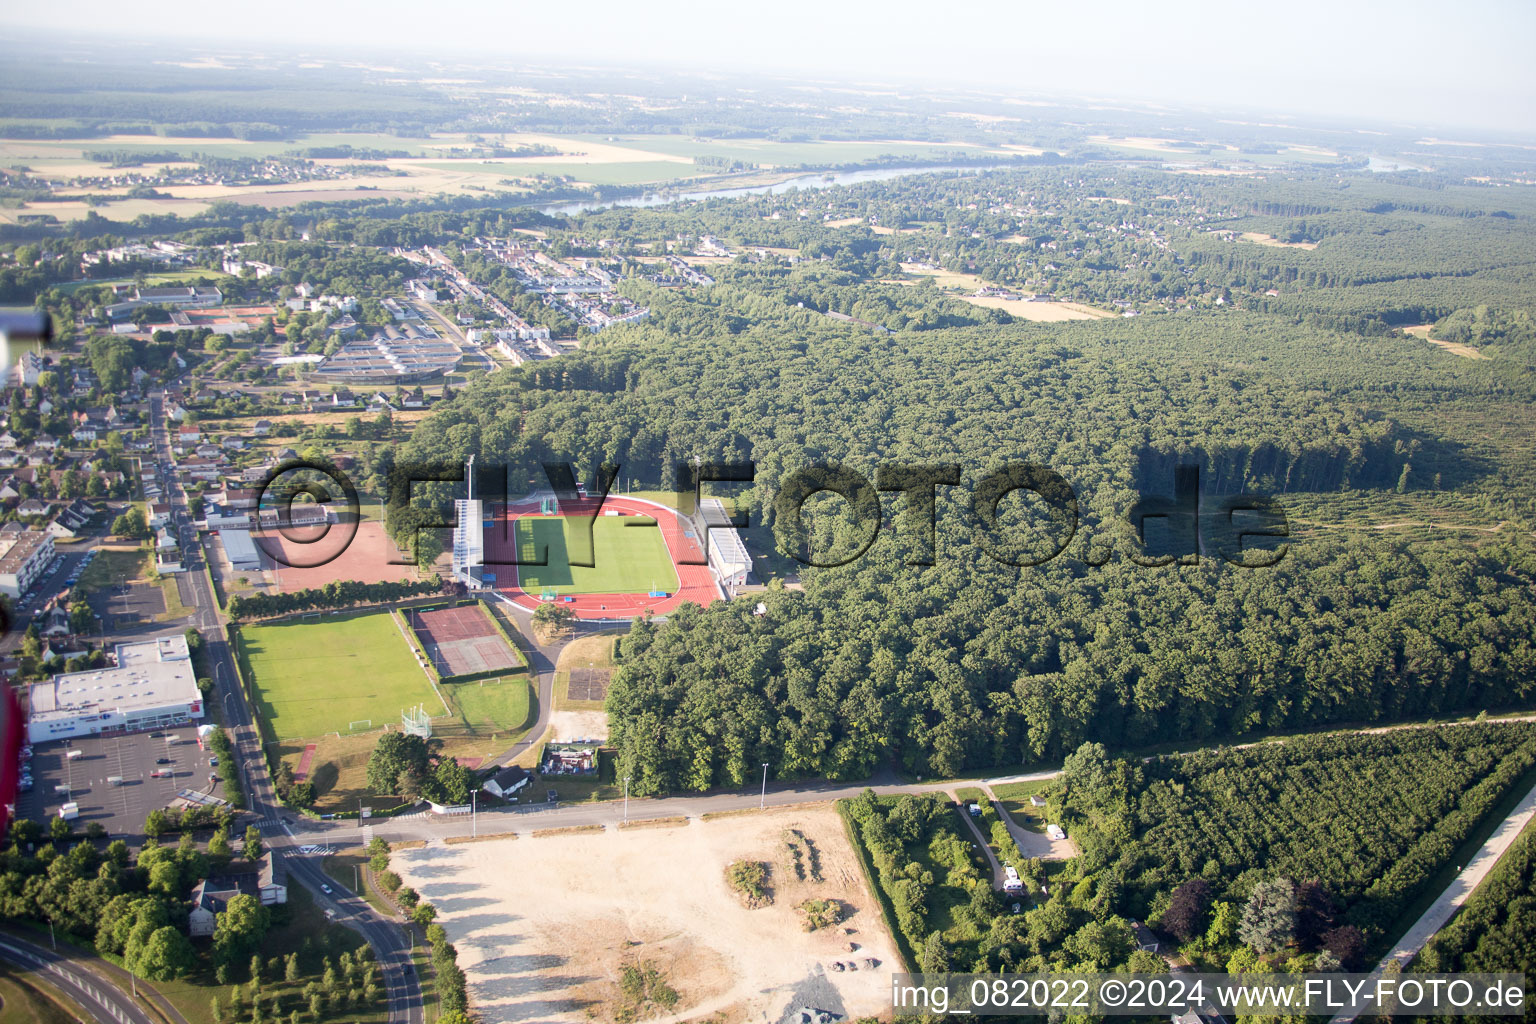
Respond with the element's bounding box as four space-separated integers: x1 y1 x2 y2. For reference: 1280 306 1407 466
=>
149 394 425 1024
0 930 161 1024
1329 774 1536 1023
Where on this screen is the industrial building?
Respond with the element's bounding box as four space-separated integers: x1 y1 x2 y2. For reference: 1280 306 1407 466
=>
310 325 461 384
26 636 203 742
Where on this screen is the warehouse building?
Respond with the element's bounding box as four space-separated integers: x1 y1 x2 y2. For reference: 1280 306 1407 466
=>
27 635 203 742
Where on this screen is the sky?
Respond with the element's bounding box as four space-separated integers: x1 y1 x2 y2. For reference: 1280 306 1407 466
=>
6 0 1535 135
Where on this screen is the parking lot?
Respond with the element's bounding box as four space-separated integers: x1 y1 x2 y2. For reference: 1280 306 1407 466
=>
17 727 224 840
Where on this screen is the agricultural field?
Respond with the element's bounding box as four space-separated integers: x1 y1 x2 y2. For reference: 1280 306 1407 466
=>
234 611 444 741
512 515 679 596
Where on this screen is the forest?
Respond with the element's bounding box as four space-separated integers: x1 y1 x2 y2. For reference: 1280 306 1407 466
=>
1052 726 1536 940
840 725 1536 977
391 253 1536 787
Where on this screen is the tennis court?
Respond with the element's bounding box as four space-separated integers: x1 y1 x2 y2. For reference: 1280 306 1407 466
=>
410 603 524 678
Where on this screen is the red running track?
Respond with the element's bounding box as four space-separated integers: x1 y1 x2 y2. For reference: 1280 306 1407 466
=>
483 495 721 621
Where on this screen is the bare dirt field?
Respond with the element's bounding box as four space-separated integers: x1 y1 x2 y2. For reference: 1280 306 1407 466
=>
548 710 610 742
960 295 1113 320
262 520 418 591
1240 231 1319 250
394 804 902 1024
1403 324 1487 359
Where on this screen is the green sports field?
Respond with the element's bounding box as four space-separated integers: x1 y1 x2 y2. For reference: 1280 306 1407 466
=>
513 515 681 596
236 612 445 741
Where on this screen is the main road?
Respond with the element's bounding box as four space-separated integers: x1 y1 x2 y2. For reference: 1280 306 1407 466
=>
0 929 164 1024
149 394 425 1024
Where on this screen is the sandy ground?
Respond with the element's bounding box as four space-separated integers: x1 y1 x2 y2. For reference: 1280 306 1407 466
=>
263 520 418 591
395 804 902 1024
1240 231 1318 250
548 710 609 742
959 295 1113 320
1403 324 1486 359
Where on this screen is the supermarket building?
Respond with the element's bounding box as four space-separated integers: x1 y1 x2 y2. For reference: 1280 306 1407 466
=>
26 636 204 743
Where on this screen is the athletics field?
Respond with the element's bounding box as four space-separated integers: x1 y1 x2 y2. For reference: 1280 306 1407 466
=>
511 514 681 597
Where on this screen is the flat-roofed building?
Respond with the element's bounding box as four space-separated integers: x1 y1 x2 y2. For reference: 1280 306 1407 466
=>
26 635 202 742
0 529 55 598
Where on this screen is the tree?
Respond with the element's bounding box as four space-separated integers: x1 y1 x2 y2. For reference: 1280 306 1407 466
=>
284 952 300 983
243 825 263 862
918 930 949 972
1320 925 1365 969
49 815 72 842
70 601 96 634
365 732 431 796
209 826 233 862
213 893 269 967
411 902 437 926
143 809 169 838
1238 878 1297 955
1294 879 1336 945
135 926 196 981
112 507 148 539
1162 878 1213 943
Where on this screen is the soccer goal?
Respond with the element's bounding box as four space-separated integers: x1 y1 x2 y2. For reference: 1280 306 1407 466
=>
348 719 373 733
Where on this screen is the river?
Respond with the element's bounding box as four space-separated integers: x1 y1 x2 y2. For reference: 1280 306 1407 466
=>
535 162 1025 217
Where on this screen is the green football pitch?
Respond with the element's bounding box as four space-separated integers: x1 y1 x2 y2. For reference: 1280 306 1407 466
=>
513 514 681 596
236 611 445 741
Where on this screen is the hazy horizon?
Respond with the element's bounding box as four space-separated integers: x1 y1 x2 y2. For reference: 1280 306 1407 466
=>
4 0 1535 137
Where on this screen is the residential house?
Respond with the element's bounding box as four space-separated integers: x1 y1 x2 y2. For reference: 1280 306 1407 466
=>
251 420 272 437
16 498 49 519
482 765 531 800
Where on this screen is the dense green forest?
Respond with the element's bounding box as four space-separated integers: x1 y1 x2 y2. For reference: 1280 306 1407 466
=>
394 257 1536 787
843 725 1536 976
1054 726 1536 939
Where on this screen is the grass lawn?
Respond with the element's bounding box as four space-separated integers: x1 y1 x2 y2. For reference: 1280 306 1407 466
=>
321 847 399 920
157 575 192 622
991 778 1052 833
0 960 81 1024
77 546 148 590
437 677 531 739
512 514 679 596
237 611 443 741
276 675 531 813
141 885 386 1024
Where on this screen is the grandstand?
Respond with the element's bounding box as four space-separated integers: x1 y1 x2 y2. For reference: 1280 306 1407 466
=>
694 497 752 591
453 455 487 588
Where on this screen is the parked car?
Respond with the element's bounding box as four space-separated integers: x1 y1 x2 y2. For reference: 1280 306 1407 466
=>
156 757 173 765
